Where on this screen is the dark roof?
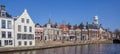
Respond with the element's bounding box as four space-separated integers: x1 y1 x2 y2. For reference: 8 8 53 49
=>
6 12 12 18
35 23 42 27
87 24 103 29
0 10 12 18
14 18 17 20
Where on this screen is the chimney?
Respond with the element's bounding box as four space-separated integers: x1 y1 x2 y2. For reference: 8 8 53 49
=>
1 5 5 11
24 9 27 12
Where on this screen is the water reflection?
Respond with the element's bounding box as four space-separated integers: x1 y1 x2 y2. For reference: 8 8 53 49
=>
1 44 120 54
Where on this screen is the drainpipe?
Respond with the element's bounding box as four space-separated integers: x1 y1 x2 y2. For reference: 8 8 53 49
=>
13 19 15 47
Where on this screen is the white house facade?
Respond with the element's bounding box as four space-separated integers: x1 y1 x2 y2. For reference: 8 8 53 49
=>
0 5 14 47
14 9 35 46
39 18 62 41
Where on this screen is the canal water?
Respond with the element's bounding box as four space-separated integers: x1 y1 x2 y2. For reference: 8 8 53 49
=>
1 44 120 54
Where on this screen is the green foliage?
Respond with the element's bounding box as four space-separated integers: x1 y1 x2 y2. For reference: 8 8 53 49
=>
114 29 120 36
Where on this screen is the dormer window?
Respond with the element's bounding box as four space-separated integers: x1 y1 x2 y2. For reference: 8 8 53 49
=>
0 5 6 17
21 18 24 23
1 11 6 17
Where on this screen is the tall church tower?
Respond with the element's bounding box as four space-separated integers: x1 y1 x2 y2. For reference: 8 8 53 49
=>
93 16 98 24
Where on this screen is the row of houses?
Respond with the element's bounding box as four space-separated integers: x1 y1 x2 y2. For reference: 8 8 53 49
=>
0 5 113 47
35 16 112 41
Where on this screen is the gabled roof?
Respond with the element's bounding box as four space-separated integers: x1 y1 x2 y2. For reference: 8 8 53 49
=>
15 9 34 23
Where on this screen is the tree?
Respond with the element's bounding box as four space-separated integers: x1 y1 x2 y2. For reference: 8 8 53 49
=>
114 29 120 39
43 23 47 27
78 22 84 29
78 22 84 40
86 22 89 40
67 23 72 29
54 23 58 28
73 24 78 43
86 22 89 29
73 24 78 30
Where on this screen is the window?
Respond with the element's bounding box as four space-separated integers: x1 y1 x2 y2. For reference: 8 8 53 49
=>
22 34 27 39
28 34 31 39
24 41 27 45
29 41 32 45
29 27 32 32
22 34 25 39
2 31 6 38
28 34 34 39
1 12 6 16
18 41 21 46
8 32 12 38
4 40 8 45
18 25 21 32
26 19 29 23
24 26 27 32
21 18 24 23
17 34 21 39
57 31 59 34
9 40 12 45
18 34 34 40
1 20 6 28
7 21 12 29
2 14 5 16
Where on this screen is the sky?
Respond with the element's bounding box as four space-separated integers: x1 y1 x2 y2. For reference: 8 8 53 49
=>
0 0 120 31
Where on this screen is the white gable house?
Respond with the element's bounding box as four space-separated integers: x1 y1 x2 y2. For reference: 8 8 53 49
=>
14 9 35 46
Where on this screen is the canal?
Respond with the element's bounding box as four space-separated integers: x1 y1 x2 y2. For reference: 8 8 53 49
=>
0 44 120 54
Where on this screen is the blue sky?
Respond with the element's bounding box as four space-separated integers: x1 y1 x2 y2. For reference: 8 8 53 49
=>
0 0 120 31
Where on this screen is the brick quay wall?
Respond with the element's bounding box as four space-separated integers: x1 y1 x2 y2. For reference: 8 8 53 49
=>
0 40 112 53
